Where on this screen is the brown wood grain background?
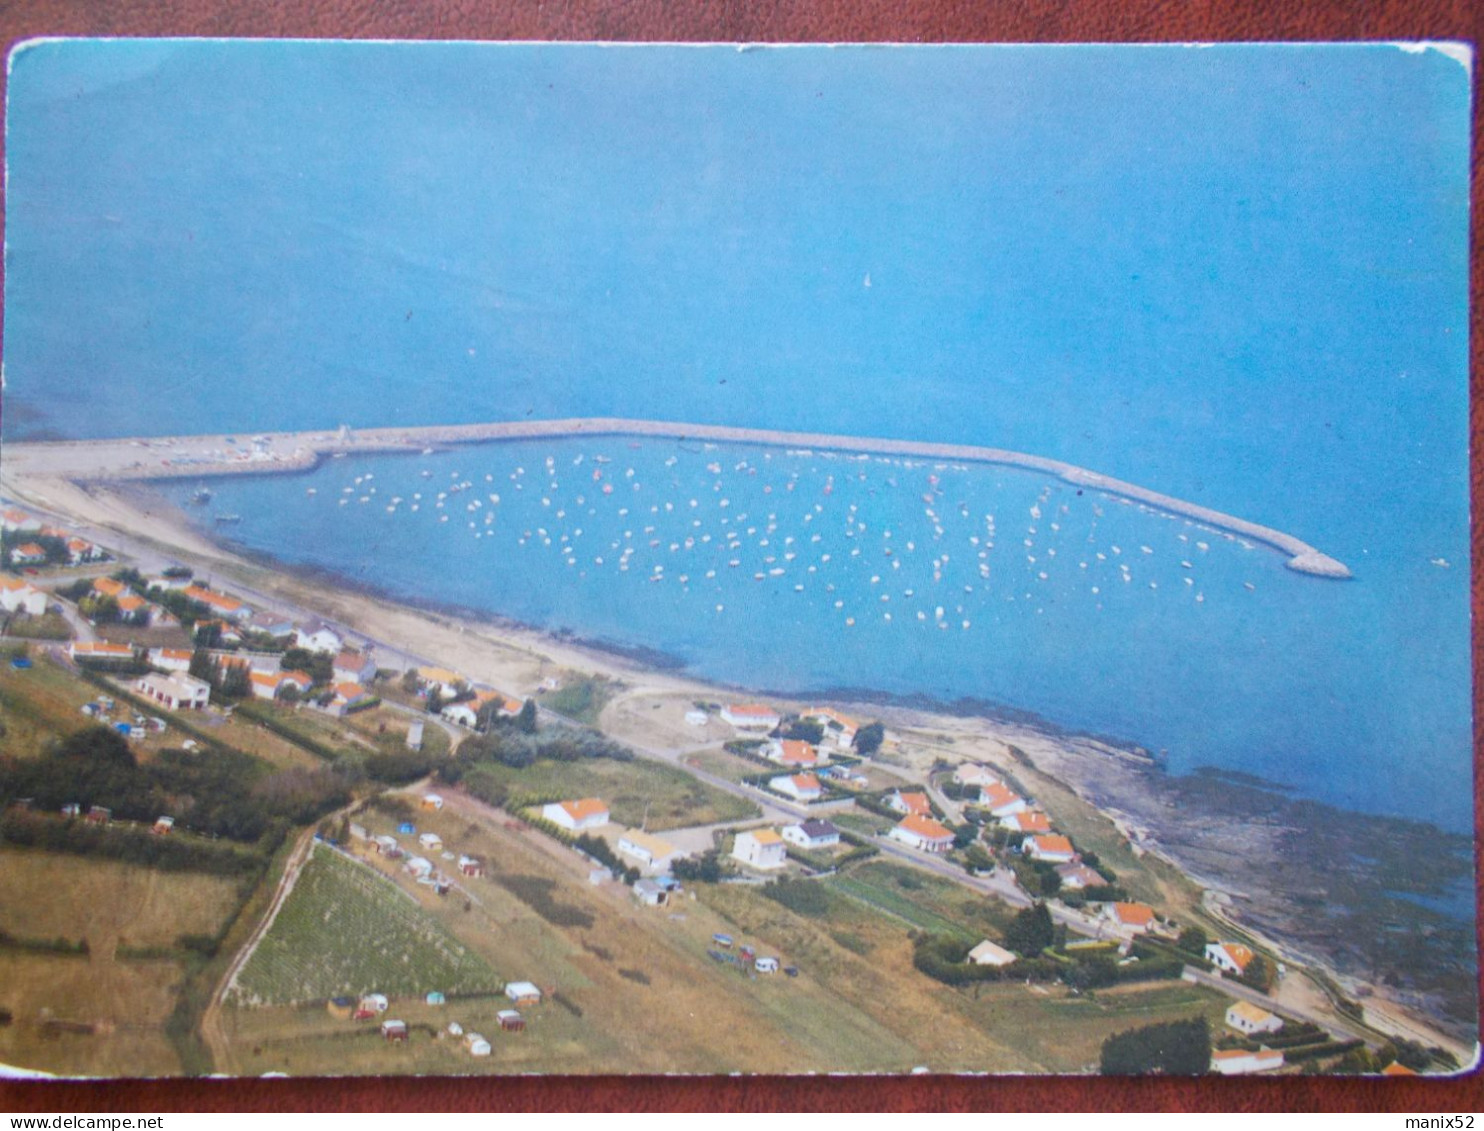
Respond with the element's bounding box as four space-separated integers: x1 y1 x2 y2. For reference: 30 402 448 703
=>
0 0 1479 1113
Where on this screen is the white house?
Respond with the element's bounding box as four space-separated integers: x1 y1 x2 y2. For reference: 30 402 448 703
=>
294 619 344 653
1055 862 1105 890
1102 901 1158 934
767 738 822 767
249 670 313 700
1210 1047 1284 1076
69 641 137 664
953 763 1000 788
888 814 955 854
182 585 251 622
967 939 1017 967
1225 1001 1284 1036
1000 810 1052 835
0 577 47 616
887 790 933 817
418 832 443 853
803 706 859 748
782 819 840 850
443 690 522 728
732 828 788 870
542 798 610 832
135 673 211 711
979 782 1027 818
720 703 781 730
1205 941 1256 976
1 508 41 533
504 981 542 1006
147 647 195 673
1023 834 1076 863
769 773 822 802
333 650 377 684
617 830 685 874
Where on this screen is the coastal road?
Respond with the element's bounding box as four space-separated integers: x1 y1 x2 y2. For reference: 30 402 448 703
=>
1180 965 1381 1049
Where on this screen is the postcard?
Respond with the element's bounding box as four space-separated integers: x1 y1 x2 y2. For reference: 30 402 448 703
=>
0 38 1473 1079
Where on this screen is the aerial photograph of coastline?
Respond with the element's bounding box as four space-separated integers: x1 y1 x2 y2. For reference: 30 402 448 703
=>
0 39 1473 1078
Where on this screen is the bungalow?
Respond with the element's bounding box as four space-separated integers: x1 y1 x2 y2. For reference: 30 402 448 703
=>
66 538 101 564
1102 901 1158 934
333 650 377 684
768 738 821 767
442 690 522 728
1055 862 1106 891
148 647 195 673
418 832 443 853
248 670 313 700
116 593 151 624
770 773 822 802
617 829 686 874
1205 941 1256 976
1210 1047 1284 1076
294 619 343 653
887 790 933 818
92 577 127 599
978 782 1027 818
1001 810 1052 835
240 611 296 640
888 814 955 854
732 828 788 870
10 543 47 565
194 619 242 646
420 794 444 812
1225 1001 1284 1036
1 508 41 533
953 763 1001 788
146 573 194 592
1023 834 1076 864
720 702 781 730
633 878 670 906
136 673 211 711
0 577 47 615
543 798 610 832
967 939 1017 967
458 855 484 878
332 682 372 710
182 585 250 621
803 706 859 747
68 641 136 663
504 981 542 1007
782 818 840 850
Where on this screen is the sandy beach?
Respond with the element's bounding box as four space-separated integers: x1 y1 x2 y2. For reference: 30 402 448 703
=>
0 454 1472 1062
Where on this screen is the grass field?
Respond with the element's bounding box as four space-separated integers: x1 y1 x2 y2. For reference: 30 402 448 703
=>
342 705 452 759
464 756 758 830
0 657 102 757
826 861 1016 940
685 748 770 784
230 845 502 1006
537 674 617 726
0 849 245 1077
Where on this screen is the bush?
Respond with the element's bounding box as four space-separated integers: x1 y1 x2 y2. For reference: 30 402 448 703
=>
762 878 831 918
1100 1018 1211 1075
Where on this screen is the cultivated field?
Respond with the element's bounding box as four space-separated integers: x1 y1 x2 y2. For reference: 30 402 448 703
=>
0 850 244 1077
229 845 501 1006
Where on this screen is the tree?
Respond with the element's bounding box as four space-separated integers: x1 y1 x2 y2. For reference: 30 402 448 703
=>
426 689 445 716
188 648 216 683
1004 902 1054 957
781 718 825 744
55 724 137 769
1176 926 1209 956
517 698 538 734
853 721 885 756
1239 954 1274 993
401 669 422 694
1100 1018 1211 1075
219 661 251 700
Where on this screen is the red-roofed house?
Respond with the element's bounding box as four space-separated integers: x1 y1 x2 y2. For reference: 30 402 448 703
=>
68 641 136 662
1001 810 1052 835
249 670 313 700
333 650 377 684
1205 941 1256 975
1023 834 1076 863
67 538 102 564
888 813 955 853
148 647 195 673
11 543 47 565
768 738 821 767
979 782 1027 818
1 509 41 534
541 798 610 832
183 585 250 621
0 577 47 615
720 703 780 730
1102 902 1158 933
770 773 822 802
887 790 933 818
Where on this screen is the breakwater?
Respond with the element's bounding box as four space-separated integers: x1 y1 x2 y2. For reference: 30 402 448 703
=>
3 417 1351 578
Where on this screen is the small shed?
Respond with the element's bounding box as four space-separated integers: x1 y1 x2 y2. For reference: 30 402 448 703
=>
633 878 669 907
504 981 542 1007
380 1019 408 1042
326 997 354 1020
458 855 484 878
419 832 443 852
497 1010 525 1032
373 835 400 856
406 720 424 752
425 991 446 1006
469 1037 492 1057
446 1022 464 1038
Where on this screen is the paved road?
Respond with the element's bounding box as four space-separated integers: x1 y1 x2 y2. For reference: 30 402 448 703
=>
1180 965 1380 1049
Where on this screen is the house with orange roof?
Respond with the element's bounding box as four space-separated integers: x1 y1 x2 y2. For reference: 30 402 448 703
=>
10 543 47 565
1055 861 1105 891
720 702 781 730
732 828 788 870
767 738 821 767
978 782 1028 818
249 670 313 700
1382 1062 1419 1076
953 763 1001 788
68 641 137 663
1023 834 1076 863
442 689 523 728
182 585 250 621
541 798 610 832
1225 1001 1283 1036
1102 901 1158 933
769 772 823 802
887 790 933 818
148 647 195 674
0 576 47 616
333 649 377 684
1210 1047 1284 1076
332 682 373 710
1001 810 1052 835
92 577 127 599
803 706 859 747
66 538 103 564
888 813 956 854
1205 941 1257 976
116 593 152 623
194 618 243 646
1 508 40 534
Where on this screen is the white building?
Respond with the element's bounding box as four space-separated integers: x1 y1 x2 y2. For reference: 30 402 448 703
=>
1210 1047 1284 1076
617 830 685 874
1206 941 1256 976
967 939 1017 967
732 829 788 870
1225 1001 1284 1036
542 798 610 832
887 814 955 854
782 819 840 850
769 773 822 802
147 647 195 673
1022 834 1076 863
294 620 344 653
720 703 780 730
135 672 211 711
0 578 47 616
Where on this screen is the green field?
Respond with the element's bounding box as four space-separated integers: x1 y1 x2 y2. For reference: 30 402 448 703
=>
463 756 758 830
231 845 501 1006
826 861 1014 940
537 674 617 726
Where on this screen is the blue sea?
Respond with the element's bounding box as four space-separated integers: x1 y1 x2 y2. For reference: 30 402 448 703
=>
2 42 1473 834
